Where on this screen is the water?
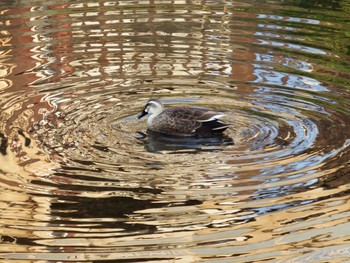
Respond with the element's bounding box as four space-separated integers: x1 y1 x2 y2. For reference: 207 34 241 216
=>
1 0 350 262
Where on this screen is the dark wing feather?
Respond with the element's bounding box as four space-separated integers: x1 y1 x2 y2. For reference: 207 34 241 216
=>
163 107 224 122
151 112 200 136
149 106 229 136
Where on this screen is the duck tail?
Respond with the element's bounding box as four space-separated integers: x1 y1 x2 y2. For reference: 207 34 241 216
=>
211 123 232 131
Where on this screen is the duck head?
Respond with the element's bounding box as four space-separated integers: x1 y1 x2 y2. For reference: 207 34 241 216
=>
138 99 164 119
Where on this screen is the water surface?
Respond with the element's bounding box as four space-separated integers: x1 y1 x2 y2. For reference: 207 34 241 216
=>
1 0 350 262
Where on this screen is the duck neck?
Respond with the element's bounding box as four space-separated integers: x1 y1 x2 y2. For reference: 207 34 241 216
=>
147 114 156 127
147 105 163 126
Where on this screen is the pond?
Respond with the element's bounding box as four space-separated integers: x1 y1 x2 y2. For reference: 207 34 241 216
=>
0 0 350 262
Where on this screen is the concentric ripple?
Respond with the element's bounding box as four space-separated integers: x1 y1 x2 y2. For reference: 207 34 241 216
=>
0 0 350 262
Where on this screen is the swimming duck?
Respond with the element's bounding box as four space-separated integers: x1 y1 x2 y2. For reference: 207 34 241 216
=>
138 99 231 136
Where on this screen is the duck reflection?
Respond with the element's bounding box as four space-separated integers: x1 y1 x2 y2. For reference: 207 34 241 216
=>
138 130 234 153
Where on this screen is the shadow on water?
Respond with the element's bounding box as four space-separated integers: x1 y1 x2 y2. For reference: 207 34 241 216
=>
136 130 234 153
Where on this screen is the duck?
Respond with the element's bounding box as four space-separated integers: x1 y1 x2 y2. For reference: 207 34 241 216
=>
137 99 231 137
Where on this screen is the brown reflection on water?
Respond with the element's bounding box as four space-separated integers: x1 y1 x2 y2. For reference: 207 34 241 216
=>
1 7 38 90
0 3 74 174
1 4 75 87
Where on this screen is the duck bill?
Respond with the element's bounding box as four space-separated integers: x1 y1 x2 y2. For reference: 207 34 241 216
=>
137 110 148 119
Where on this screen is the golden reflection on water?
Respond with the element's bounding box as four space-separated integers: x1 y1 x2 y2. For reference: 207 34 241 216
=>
0 0 350 262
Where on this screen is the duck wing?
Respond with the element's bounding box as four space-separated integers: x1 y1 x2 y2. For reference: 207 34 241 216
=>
164 107 225 122
150 107 229 136
150 111 201 136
